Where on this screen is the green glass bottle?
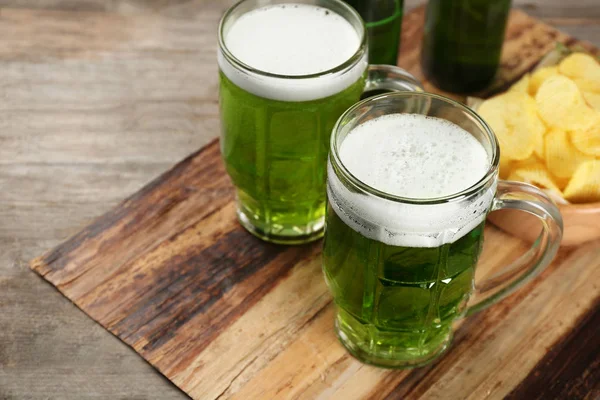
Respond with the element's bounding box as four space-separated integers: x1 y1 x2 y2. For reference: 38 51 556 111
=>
345 0 403 65
421 0 511 93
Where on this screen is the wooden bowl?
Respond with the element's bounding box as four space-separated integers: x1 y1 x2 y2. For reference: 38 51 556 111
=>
488 201 600 247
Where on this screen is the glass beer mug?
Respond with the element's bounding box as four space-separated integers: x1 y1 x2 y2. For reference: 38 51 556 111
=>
323 92 563 368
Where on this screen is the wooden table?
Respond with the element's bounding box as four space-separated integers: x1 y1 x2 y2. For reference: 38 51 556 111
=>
0 1 598 399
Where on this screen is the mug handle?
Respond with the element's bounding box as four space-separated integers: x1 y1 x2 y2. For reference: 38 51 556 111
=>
466 180 563 315
362 65 424 98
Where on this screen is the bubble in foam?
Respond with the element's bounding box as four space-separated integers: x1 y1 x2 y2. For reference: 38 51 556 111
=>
328 113 494 248
339 114 489 199
218 3 367 102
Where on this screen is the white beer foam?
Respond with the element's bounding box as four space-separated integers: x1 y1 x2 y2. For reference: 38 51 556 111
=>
219 4 367 102
329 114 495 247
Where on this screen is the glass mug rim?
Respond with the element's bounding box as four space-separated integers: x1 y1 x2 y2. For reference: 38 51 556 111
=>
329 91 501 206
218 0 368 80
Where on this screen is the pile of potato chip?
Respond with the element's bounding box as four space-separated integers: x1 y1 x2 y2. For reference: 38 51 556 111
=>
478 52 600 204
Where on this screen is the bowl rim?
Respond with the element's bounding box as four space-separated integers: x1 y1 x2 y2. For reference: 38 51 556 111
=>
558 201 600 213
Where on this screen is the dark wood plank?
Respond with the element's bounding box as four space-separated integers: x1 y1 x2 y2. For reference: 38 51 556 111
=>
504 298 600 400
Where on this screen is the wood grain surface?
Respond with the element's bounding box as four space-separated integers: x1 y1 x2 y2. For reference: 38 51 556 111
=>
1 1 599 399
24 7 600 400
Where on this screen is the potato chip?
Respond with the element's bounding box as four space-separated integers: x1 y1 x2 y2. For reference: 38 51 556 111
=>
573 78 600 94
479 92 544 161
510 74 530 94
498 154 513 179
536 75 597 131
514 155 570 190
508 160 563 194
563 160 600 203
545 128 594 179
582 91 600 111
529 66 559 96
511 154 545 172
558 53 600 81
533 122 546 159
515 154 543 164
482 53 600 204
570 118 600 156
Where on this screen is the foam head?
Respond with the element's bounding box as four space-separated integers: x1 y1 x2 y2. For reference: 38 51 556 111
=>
328 113 495 247
218 3 367 102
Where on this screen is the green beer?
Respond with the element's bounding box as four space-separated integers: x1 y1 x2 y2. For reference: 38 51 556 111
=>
218 0 369 244
323 93 563 368
219 72 365 243
323 208 484 365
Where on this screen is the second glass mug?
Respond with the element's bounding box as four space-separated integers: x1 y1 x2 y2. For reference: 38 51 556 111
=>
322 92 563 368
218 0 422 244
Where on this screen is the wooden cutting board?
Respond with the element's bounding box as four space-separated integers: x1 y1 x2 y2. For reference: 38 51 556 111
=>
31 7 600 400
